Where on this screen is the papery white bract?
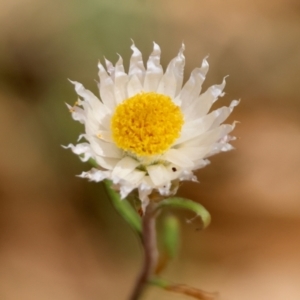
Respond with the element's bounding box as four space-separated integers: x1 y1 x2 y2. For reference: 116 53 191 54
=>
65 42 238 210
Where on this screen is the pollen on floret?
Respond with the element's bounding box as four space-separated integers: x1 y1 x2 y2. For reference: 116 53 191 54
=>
111 92 184 156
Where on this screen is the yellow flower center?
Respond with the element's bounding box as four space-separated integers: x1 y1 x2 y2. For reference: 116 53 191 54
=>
111 92 184 156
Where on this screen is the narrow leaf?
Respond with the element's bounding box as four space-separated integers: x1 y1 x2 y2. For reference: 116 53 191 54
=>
148 277 169 289
162 215 180 259
87 159 142 234
88 158 98 168
103 180 142 235
156 197 211 229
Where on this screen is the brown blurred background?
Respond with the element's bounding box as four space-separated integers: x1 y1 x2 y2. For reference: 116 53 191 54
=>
0 0 300 299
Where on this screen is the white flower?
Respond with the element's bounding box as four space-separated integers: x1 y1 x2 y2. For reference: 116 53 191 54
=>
65 42 238 210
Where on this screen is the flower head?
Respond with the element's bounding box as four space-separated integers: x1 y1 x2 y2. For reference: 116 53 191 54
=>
65 42 238 210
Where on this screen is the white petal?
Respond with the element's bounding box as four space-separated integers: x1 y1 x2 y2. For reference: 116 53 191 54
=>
114 56 129 104
182 77 226 120
140 175 155 188
138 187 151 212
179 169 198 181
92 111 111 131
146 164 171 186
70 81 110 124
98 62 116 111
105 58 115 78
89 138 122 158
127 74 143 97
220 134 236 143
66 103 86 124
204 143 233 158
63 143 94 162
182 101 235 137
180 124 235 148
70 81 103 111
174 146 212 161
77 134 87 142
144 42 163 92
129 42 145 83
194 159 210 169
174 122 205 145
209 99 239 129
139 176 157 211
119 185 135 199
94 155 119 170
182 115 208 131
79 168 111 182
83 105 110 133
178 114 216 143
165 164 183 180
84 116 102 135
96 130 114 143
157 44 185 98
141 198 150 213
112 156 140 180
124 169 145 186
158 182 172 196
178 56 209 110
163 148 194 168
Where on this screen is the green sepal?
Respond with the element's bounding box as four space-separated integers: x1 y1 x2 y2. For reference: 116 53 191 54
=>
103 180 142 235
156 197 211 229
162 215 180 259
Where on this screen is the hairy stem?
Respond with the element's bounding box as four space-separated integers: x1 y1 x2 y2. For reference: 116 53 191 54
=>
129 203 158 300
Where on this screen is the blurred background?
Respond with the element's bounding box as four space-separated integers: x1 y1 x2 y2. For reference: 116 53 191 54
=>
0 0 300 299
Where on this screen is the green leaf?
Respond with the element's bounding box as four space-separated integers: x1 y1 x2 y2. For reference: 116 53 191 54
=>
156 197 211 229
103 180 142 235
162 215 180 259
87 159 142 235
88 158 98 168
148 277 169 289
